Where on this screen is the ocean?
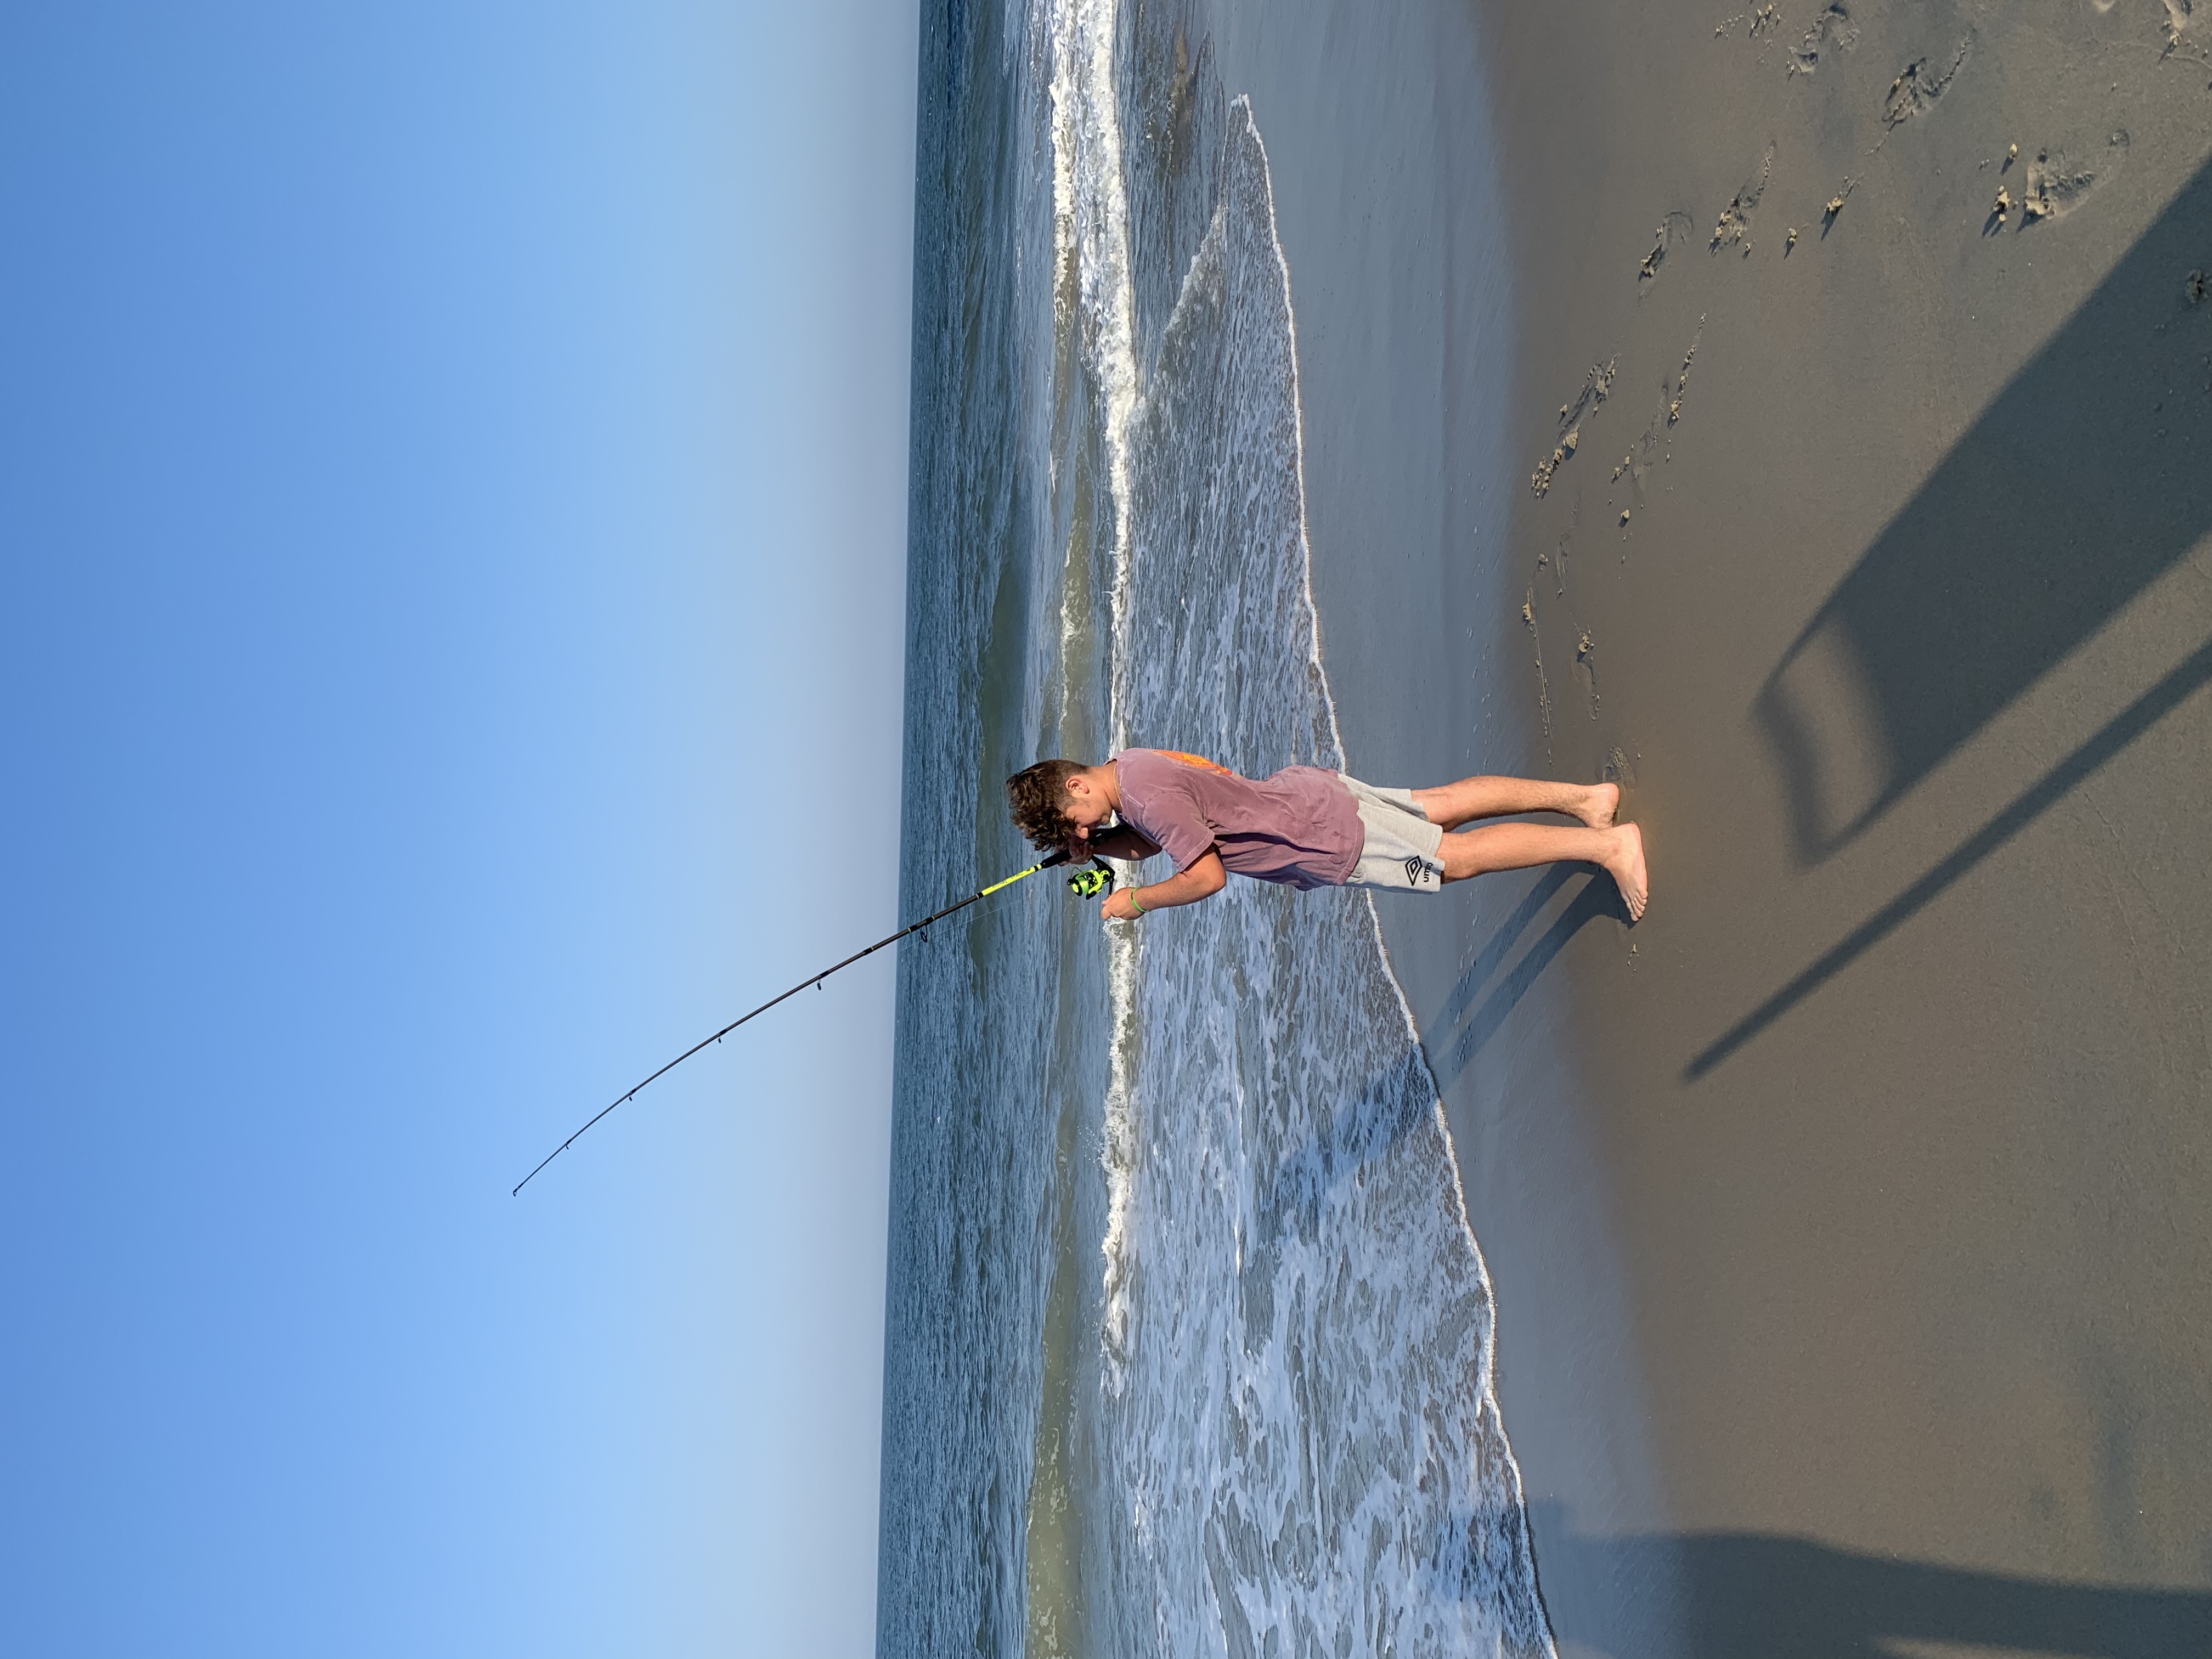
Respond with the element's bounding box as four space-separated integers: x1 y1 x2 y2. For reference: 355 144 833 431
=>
878 3 1555 1655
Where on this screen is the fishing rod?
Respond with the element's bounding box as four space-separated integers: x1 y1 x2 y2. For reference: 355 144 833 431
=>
512 849 1116 1196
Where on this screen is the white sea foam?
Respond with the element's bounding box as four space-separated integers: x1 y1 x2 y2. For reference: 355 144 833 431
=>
1044 0 1148 1380
1056 63 1559 1658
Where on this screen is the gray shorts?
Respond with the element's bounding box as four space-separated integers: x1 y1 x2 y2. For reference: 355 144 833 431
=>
1341 774 1445 893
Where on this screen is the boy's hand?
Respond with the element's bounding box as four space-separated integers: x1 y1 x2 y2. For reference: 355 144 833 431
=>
1099 851 1223 919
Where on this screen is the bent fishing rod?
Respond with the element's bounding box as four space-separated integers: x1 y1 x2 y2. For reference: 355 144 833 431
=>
512 849 1116 1196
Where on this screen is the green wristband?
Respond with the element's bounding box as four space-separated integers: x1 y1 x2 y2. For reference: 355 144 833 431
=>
1127 893 1147 915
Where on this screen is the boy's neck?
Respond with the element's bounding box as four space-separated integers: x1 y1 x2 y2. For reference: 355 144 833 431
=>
1092 760 1121 811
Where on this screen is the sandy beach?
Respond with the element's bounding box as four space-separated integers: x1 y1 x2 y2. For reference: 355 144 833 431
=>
1201 2 2212 1652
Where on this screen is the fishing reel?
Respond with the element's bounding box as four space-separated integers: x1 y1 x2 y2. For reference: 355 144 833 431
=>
1067 859 1116 899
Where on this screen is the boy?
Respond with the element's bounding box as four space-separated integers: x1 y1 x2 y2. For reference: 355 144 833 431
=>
1005 751 1647 922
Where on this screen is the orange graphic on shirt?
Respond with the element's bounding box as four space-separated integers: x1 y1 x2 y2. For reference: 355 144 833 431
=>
1155 750 1234 776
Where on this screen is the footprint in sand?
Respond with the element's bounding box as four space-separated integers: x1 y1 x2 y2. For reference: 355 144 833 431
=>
1532 428 1576 498
2018 132 2130 225
1559 358 1618 430
2148 0 2212 68
1820 176 1857 237
1712 146 1775 255
1531 359 1617 497
1638 212 1696 288
1523 586 1554 755
1668 315 1707 426
1882 38 1973 129
1788 4 1859 75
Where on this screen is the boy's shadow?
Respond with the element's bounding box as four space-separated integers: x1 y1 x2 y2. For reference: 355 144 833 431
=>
1259 1042 1440 1234
1427 862 1621 1092
1259 864 1621 1223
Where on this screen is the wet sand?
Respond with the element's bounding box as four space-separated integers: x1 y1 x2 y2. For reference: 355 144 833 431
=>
1207 2 2212 1652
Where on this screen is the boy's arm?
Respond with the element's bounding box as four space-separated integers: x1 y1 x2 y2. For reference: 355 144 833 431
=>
1101 848 1226 920
1079 822 1163 862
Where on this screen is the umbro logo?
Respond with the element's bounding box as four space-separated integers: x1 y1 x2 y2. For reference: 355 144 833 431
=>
1404 856 1434 888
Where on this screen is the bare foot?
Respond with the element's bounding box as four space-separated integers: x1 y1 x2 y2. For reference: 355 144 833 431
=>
1604 822 1649 921
1577 782 1621 830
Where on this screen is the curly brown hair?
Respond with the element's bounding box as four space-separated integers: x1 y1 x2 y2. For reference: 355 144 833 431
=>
1005 758 1090 850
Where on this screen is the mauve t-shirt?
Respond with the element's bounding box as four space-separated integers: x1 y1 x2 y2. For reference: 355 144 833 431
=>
1113 749 1362 889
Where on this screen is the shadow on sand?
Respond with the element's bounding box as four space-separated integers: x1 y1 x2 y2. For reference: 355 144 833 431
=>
1426 865 1624 1091
1257 864 1626 1219
1690 633 2212 1078
1506 1504 2212 1659
1696 152 2212 1077
1754 151 2212 867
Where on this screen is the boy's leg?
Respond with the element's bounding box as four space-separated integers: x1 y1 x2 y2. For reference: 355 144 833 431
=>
1409 775 1619 831
1437 820 1649 919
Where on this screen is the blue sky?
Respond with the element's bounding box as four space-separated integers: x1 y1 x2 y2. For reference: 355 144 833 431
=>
2 4 917 1654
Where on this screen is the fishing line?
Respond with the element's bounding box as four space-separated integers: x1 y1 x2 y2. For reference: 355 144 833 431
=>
513 849 1112 1195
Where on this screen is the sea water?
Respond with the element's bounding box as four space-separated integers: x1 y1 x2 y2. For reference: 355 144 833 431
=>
878 4 1554 1656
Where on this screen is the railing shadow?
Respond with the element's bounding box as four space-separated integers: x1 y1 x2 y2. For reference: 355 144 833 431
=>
1756 151 2212 866
1690 632 2212 1077
1504 1503 2212 1659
